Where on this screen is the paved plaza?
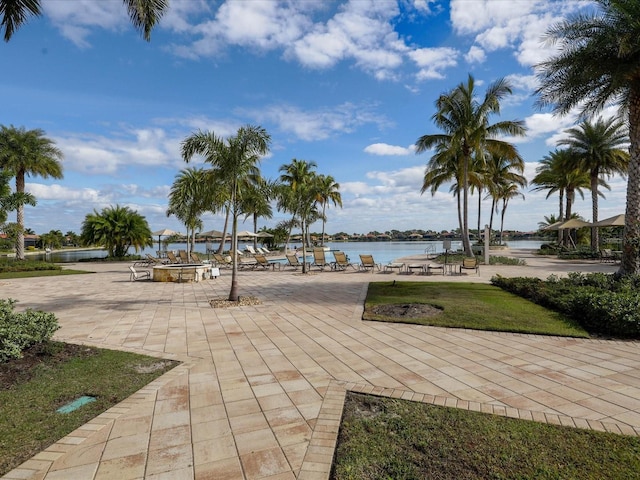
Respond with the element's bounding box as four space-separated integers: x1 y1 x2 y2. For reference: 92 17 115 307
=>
2 251 639 479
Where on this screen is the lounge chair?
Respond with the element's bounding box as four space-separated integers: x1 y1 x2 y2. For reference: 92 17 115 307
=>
260 246 274 255
212 253 233 268
128 265 150 281
146 253 167 265
166 251 180 264
284 253 303 270
311 248 331 271
190 252 203 263
459 257 480 275
332 251 357 271
245 245 257 255
359 254 380 272
253 254 280 270
178 250 189 264
600 249 615 263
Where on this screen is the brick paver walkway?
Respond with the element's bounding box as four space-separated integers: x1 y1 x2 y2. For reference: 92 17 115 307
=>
2 252 639 479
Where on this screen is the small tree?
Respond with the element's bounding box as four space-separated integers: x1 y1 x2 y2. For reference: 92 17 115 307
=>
80 205 153 258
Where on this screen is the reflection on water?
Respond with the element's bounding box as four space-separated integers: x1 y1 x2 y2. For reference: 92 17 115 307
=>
17 239 545 266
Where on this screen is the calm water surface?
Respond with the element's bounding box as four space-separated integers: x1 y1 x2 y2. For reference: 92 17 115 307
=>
33 240 545 265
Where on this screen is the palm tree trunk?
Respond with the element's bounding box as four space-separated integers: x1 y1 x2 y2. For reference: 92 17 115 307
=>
217 205 230 255
565 188 574 248
499 199 507 244
558 189 564 244
488 198 496 244
591 172 599 251
301 219 307 274
15 172 25 260
477 187 482 244
456 189 463 248
462 157 473 256
321 203 327 247
620 82 640 275
229 187 239 302
253 214 258 250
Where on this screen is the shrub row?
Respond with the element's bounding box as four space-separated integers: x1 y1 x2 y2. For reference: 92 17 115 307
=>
491 273 640 338
0 259 61 273
0 299 60 362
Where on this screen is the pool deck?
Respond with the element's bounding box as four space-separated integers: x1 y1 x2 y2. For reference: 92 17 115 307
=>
2 250 639 479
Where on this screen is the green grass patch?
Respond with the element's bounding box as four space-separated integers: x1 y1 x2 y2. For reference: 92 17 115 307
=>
331 392 640 479
0 269 92 279
364 281 588 337
0 342 179 475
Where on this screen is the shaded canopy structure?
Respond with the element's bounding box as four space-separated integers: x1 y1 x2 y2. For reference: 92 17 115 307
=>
544 218 592 230
151 228 181 253
592 214 625 227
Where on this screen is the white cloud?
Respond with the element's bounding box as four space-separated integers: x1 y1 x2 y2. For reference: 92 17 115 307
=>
464 45 486 64
408 47 459 80
26 183 112 204
247 102 387 141
364 143 415 156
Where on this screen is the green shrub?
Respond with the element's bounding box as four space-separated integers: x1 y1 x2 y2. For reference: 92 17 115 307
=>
0 259 61 273
489 256 526 266
491 274 640 338
0 299 60 362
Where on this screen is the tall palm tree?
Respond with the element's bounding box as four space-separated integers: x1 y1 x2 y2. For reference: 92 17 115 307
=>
1 0 168 41
0 125 63 260
278 159 319 273
182 125 270 301
495 182 525 244
531 149 594 247
166 167 211 258
484 153 527 243
315 174 342 246
558 117 629 250
242 176 274 250
535 0 640 274
416 74 526 256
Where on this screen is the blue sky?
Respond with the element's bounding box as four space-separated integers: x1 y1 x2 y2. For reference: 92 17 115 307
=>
1 0 628 236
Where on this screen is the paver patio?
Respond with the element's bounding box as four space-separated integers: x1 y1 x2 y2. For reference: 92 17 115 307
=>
2 251 639 479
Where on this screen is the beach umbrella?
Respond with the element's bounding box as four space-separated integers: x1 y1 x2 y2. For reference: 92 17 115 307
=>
151 228 181 252
545 219 592 230
592 214 625 227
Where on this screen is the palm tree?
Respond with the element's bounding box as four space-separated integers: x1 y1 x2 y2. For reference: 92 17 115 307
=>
0 125 63 260
1 0 168 41
278 159 319 273
484 154 526 244
535 0 640 274
167 167 211 258
242 176 274 250
495 182 525 244
558 117 629 250
80 205 153 257
315 174 342 246
416 74 526 256
182 125 270 301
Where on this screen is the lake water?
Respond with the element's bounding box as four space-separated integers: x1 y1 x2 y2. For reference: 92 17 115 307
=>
30 239 545 265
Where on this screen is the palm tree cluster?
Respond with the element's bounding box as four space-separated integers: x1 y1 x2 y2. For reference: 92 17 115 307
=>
535 0 640 275
532 118 629 249
176 126 342 298
0 125 63 260
417 75 527 256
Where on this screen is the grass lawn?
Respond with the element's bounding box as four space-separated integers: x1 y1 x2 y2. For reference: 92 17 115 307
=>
0 342 179 475
364 281 588 337
331 392 640 480
0 269 92 279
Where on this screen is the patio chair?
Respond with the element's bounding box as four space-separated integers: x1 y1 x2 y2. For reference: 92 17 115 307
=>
190 252 203 263
128 265 150 281
459 257 480 275
245 245 257 255
284 253 303 270
212 253 232 268
146 253 168 265
332 251 357 271
253 254 280 270
260 246 274 255
178 250 189 263
166 251 180 264
359 254 381 272
311 248 331 271
600 249 615 263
